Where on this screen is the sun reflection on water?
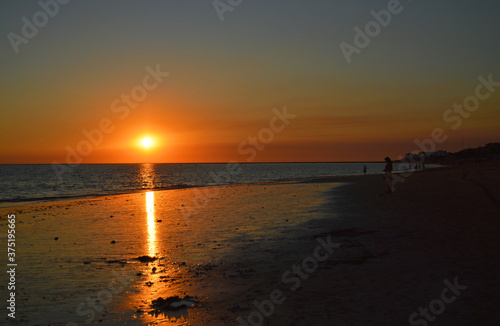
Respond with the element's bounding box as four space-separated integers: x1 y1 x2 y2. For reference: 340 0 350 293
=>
140 163 157 189
133 164 196 324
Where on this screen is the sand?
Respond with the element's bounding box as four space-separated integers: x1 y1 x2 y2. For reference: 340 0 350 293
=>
285 161 500 326
1 162 499 325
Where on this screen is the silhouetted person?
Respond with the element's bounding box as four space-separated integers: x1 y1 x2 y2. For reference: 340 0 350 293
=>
363 165 367 175
384 157 394 193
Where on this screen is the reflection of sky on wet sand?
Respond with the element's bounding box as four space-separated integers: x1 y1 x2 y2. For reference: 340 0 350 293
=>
145 191 157 257
134 190 194 325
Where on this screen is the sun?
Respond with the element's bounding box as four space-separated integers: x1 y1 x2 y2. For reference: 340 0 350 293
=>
142 137 153 148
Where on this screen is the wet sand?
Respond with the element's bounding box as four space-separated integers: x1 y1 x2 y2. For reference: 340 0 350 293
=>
1 162 499 325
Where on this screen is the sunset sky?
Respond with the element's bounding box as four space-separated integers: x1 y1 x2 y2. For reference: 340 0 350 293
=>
1 0 499 163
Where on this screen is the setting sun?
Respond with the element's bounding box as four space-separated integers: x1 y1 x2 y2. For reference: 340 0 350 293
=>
142 137 153 148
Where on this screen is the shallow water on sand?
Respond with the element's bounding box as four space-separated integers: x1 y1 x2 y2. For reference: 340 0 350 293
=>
0 182 337 325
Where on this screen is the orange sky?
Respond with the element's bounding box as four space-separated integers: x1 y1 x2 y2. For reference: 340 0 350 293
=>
1 1 499 163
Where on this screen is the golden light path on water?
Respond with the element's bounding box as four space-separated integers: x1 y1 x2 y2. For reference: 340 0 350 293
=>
145 191 157 257
135 164 194 324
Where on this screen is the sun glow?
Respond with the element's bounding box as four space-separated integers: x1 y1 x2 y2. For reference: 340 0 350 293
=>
142 137 153 148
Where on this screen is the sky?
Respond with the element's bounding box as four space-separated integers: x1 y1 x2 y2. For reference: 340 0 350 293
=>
1 0 499 163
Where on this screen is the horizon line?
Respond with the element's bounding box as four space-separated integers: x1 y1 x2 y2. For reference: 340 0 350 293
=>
0 161 386 165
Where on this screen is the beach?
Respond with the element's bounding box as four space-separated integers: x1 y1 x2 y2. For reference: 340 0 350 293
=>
3 2 499 325
1 162 499 325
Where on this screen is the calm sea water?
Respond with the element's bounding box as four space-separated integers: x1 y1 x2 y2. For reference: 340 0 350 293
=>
0 163 387 205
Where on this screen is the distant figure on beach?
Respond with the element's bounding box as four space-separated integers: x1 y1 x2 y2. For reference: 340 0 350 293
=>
363 165 367 175
384 157 394 193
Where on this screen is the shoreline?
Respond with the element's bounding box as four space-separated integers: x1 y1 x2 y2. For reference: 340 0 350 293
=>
1 161 445 209
0 163 445 210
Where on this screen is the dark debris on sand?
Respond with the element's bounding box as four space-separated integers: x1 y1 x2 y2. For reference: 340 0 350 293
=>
136 255 157 263
151 296 196 312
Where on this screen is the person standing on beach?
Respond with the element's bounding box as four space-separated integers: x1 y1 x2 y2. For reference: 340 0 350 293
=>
363 165 367 175
384 157 394 193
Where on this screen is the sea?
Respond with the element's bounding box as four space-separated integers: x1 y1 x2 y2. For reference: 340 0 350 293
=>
0 162 390 206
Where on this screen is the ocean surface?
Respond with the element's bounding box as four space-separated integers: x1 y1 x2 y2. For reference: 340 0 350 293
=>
0 162 388 205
